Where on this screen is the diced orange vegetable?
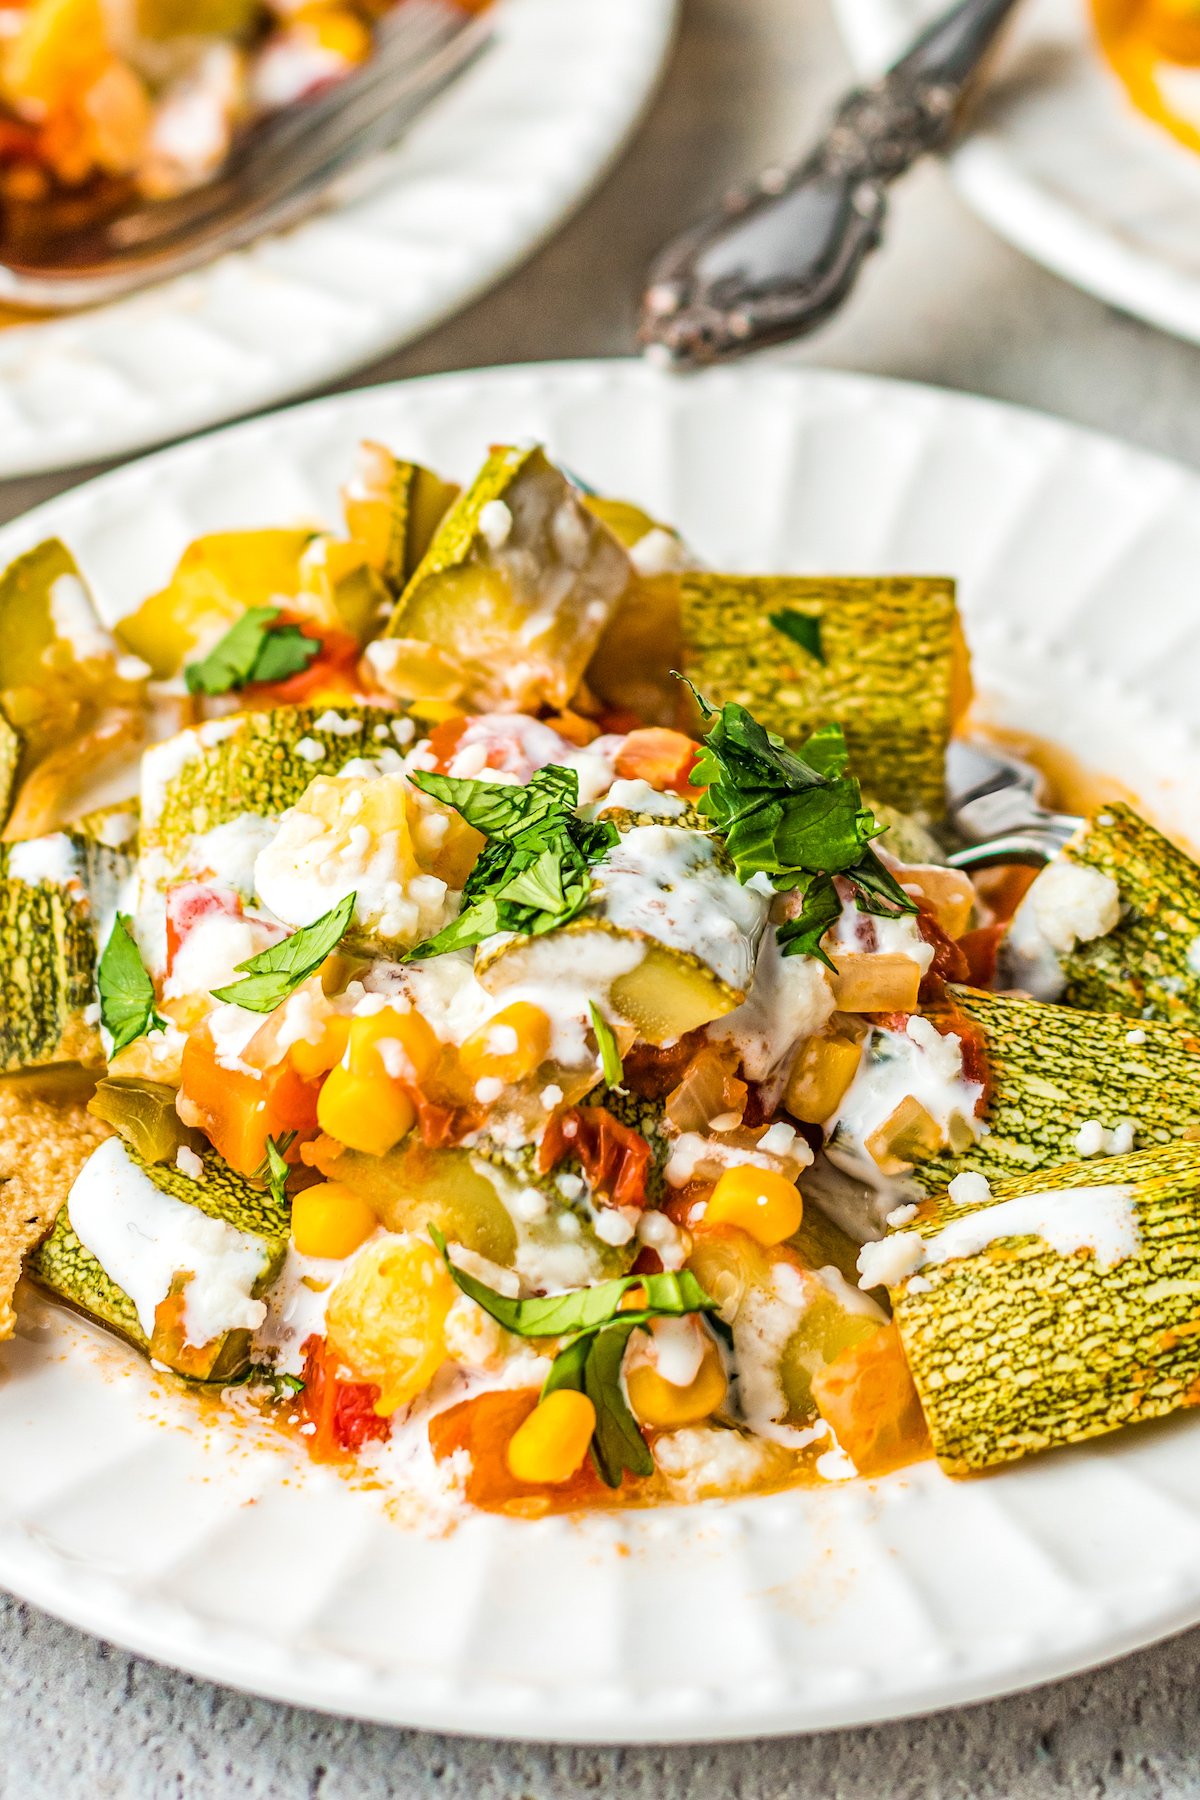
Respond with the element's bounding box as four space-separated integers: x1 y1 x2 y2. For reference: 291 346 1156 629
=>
810 1322 930 1476
316 1064 415 1157
900 865 976 940
291 1181 377 1260
614 727 702 795
300 1333 390 1461
458 1002 550 1086
429 1389 608 1512
179 1024 320 1177
704 1165 803 1246
505 1389 597 1485
626 1334 727 1428
784 1025 864 1124
4 0 109 110
830 952 922 1014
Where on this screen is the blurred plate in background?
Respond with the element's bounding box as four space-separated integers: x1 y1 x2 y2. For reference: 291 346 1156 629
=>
0 0 676 479
834 0 1200 347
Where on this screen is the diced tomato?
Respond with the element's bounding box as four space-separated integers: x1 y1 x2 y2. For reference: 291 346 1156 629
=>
614 727 703 796
630 1244 665 1276
243 622 362 708
959 922 1006 988
179 1022 321 1176
538 1104 653 1210
428 1388 607 1512
164 881 242 977
300 1334 391 1460
595 705 646 737
622 1029 707 1101
810 1322 930 1476
916 907 970 1000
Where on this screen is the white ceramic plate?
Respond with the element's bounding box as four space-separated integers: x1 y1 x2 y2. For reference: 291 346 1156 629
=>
4 359 1200 1741
833 0 1200 347
0 0 675 481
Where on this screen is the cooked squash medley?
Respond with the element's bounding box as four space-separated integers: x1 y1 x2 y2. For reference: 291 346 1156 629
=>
3 436 1199 1518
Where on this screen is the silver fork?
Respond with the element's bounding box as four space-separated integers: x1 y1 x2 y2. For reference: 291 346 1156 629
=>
944 741 1081 870
0 0 492 311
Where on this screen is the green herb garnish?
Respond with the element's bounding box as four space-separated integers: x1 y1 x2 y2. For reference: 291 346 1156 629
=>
687 689 917 964
258 1132 296 1208
211 891 356 1012
224 1363 305 1400
97 914 167 1053
430 1227 718 1487
405 765 618 960
184 606 321 696
589 1002 623 1087
768 608 824 664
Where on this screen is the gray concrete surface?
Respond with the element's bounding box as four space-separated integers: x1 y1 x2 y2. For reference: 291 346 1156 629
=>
5 0 1200 1789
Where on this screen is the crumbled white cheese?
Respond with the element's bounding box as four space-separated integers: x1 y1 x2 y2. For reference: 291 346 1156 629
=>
1126 1028 1148 1046
857 1232 927 1291
886 1201 919 1227
1029 858 1121 956
592 1207 638 1247
478 499 514 549
1073 1119 1135 1157
947 1171 992 1206
294 736 327 764
473 1077 504 1105
175 1146 205 1179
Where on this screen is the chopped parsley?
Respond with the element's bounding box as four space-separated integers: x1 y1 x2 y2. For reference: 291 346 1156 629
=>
259 1132 296 1208
687 688 918 968
97 914 167 1053
211 891 357 1012
768 608 824 664
404 765 618 959
184 606 321 696
430 1228 718 1487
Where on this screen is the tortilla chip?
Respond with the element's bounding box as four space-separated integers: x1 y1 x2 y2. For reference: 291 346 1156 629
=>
0 1081 109 1340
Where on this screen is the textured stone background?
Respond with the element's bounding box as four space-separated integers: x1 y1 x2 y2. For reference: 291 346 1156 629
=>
5 0 1200 1789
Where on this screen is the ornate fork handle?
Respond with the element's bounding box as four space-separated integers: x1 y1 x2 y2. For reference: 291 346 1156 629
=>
640 0 1020 366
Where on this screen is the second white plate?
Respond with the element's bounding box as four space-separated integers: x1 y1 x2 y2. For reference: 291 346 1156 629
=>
834 0 1200 347
2 360 1200 1740
0 0 675 479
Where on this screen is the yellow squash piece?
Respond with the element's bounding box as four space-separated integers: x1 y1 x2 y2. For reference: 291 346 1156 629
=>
342 442 460 593
324 1231 456 1414
386 446 634 713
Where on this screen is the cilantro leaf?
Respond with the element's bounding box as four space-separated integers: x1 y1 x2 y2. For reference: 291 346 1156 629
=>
406 765 618 960
768 609 824 664
543 1318 652 1486
775 872 843 970
184 606 320 697
430 1227 716 1339
589 1001 623 1086
258 1132 296 1209
686 690 918 961
211 891 356 1011
97 914 167 1053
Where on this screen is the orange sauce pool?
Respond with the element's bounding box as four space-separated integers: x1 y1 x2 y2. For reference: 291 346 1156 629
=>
1092 0 1200 155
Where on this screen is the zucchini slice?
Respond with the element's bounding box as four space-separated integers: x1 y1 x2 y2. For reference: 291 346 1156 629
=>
140 703 399 872
28 1135 289 1382
1008 803 1200 1024
0 828 136 1074
474 820 769 1045
341 443 460 593
908 987 1200 1192
885 1141 1200 1472
386 447 633 713
680 574 962 820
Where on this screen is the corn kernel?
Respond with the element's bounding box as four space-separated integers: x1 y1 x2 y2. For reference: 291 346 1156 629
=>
292 1181 377 1260
317 1063 415 1155
505 1388 597 1485
296 6 373 63
626 1340 727 1429
458 1002 551 1085
289 1014 350 1081
348 1005 439 1083
704 1165 803 1246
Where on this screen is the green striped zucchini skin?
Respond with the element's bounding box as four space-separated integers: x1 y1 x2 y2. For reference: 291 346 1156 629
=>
680 573 959 821
0 875 101 1072
910 987 1200 1193
142 704 400 868
893 1141 1200 1473
1057 804 1200 1024
0 829 137 1074
27 1142 289 1383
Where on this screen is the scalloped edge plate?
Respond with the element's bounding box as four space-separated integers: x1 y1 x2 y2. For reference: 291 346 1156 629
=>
0 0 676 479
2 359 1200 1742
